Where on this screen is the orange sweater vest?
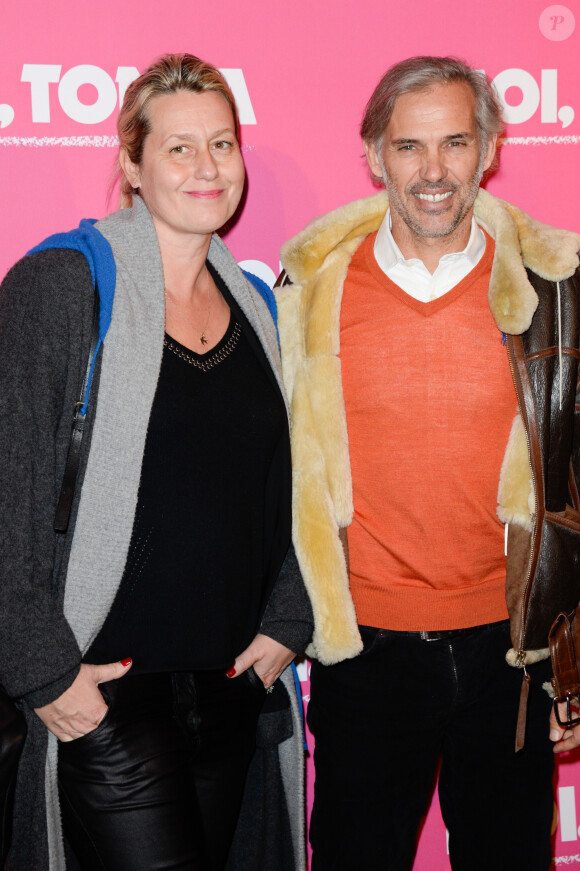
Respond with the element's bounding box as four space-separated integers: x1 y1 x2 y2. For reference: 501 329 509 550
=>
340 232 513 631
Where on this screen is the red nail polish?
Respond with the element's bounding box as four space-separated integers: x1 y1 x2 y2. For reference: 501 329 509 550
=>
226 666 236 677
121 658 132 667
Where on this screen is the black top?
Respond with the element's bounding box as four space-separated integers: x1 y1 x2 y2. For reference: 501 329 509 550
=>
88 292 287 673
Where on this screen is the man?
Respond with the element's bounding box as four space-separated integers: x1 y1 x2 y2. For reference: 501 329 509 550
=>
276 57 580 870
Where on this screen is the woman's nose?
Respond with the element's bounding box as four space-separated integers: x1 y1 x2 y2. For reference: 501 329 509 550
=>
194 149 219 180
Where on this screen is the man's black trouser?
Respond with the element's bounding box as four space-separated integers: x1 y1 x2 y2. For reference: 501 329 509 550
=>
308 620 554 871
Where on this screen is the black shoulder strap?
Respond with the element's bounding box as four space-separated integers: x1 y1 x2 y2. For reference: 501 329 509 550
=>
53 286 100 534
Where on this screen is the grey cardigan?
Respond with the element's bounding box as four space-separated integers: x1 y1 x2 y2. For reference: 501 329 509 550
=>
0 198 309 870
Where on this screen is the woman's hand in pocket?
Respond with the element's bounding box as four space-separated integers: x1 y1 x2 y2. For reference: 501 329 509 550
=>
227 635 294 690
34 659 132 741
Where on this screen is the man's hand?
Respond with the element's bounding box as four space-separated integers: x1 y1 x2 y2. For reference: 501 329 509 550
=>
34 659 132 742
550 702 580 753
227 634 294 689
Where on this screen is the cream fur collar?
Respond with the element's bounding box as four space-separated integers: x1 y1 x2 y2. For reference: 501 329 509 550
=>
282 189 580 336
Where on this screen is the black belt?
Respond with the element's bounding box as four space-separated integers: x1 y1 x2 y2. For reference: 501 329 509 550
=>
419 626 483 642
359 621 509 643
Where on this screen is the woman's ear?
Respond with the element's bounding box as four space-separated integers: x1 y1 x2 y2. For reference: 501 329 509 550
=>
119 148 141 191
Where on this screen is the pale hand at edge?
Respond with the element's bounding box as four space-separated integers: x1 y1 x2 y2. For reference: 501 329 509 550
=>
34 659 132 742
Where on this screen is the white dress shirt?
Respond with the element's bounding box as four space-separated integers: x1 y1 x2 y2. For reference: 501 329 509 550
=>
373 210 486 302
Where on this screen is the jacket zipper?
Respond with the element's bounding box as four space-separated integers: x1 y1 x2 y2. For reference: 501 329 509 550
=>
506 335 538 666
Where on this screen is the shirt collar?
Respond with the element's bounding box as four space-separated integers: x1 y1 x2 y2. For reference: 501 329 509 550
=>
374 209 485 274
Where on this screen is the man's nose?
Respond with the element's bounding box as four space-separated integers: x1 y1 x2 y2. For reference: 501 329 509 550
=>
420 148 447 183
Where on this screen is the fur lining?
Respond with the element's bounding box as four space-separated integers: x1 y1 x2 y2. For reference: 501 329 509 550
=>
277 189 579 663
506 201 580 281
474 191 539 335
475 190 580 334
281 193 389 289
290 358 361 662
506 647 550 667
282 189 580 338
278 258 360 663
543 681 555 698
497 413 535 530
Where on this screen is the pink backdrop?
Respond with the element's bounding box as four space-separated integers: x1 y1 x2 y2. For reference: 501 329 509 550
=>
2 1 579 866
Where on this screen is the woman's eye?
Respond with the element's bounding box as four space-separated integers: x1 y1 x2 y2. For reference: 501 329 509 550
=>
170 145 188 154
213 140 233 151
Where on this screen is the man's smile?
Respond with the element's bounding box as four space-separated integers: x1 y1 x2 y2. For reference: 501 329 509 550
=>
415 191 453 202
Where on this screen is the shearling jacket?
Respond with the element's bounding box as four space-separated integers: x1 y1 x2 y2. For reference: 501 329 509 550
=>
276 190 580 700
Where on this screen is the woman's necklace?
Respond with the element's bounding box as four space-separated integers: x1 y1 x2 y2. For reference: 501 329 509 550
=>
164 279 213 346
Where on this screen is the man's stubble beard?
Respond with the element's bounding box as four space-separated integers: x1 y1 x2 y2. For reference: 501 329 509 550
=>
379 148 487 241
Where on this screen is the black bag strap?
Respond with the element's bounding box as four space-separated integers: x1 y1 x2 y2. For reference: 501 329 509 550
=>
53 286 100 534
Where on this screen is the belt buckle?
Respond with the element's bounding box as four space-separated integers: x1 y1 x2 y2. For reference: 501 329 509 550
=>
420 629 458 642
553 693 580 729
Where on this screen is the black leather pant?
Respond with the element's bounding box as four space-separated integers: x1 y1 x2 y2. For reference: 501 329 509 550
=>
58 669 265 871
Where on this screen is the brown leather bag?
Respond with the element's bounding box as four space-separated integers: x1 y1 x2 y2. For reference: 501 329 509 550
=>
549 610 580 729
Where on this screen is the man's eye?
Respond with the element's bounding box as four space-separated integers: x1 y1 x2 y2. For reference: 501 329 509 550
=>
213 140 233 150
170 145 188 154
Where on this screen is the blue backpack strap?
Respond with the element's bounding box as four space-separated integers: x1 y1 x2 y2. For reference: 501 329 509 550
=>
243 269 279 347
28 220 116 413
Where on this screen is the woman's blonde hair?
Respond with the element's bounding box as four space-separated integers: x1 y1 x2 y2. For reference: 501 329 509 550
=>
115 53 240 207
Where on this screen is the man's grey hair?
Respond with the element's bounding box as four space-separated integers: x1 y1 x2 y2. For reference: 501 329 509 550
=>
360 56 504 154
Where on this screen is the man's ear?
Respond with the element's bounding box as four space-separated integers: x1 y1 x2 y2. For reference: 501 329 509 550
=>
364 140 384 180
119 148 141 190
482 134 497 173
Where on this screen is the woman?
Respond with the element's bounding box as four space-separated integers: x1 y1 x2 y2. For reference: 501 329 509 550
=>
0 54 312 871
